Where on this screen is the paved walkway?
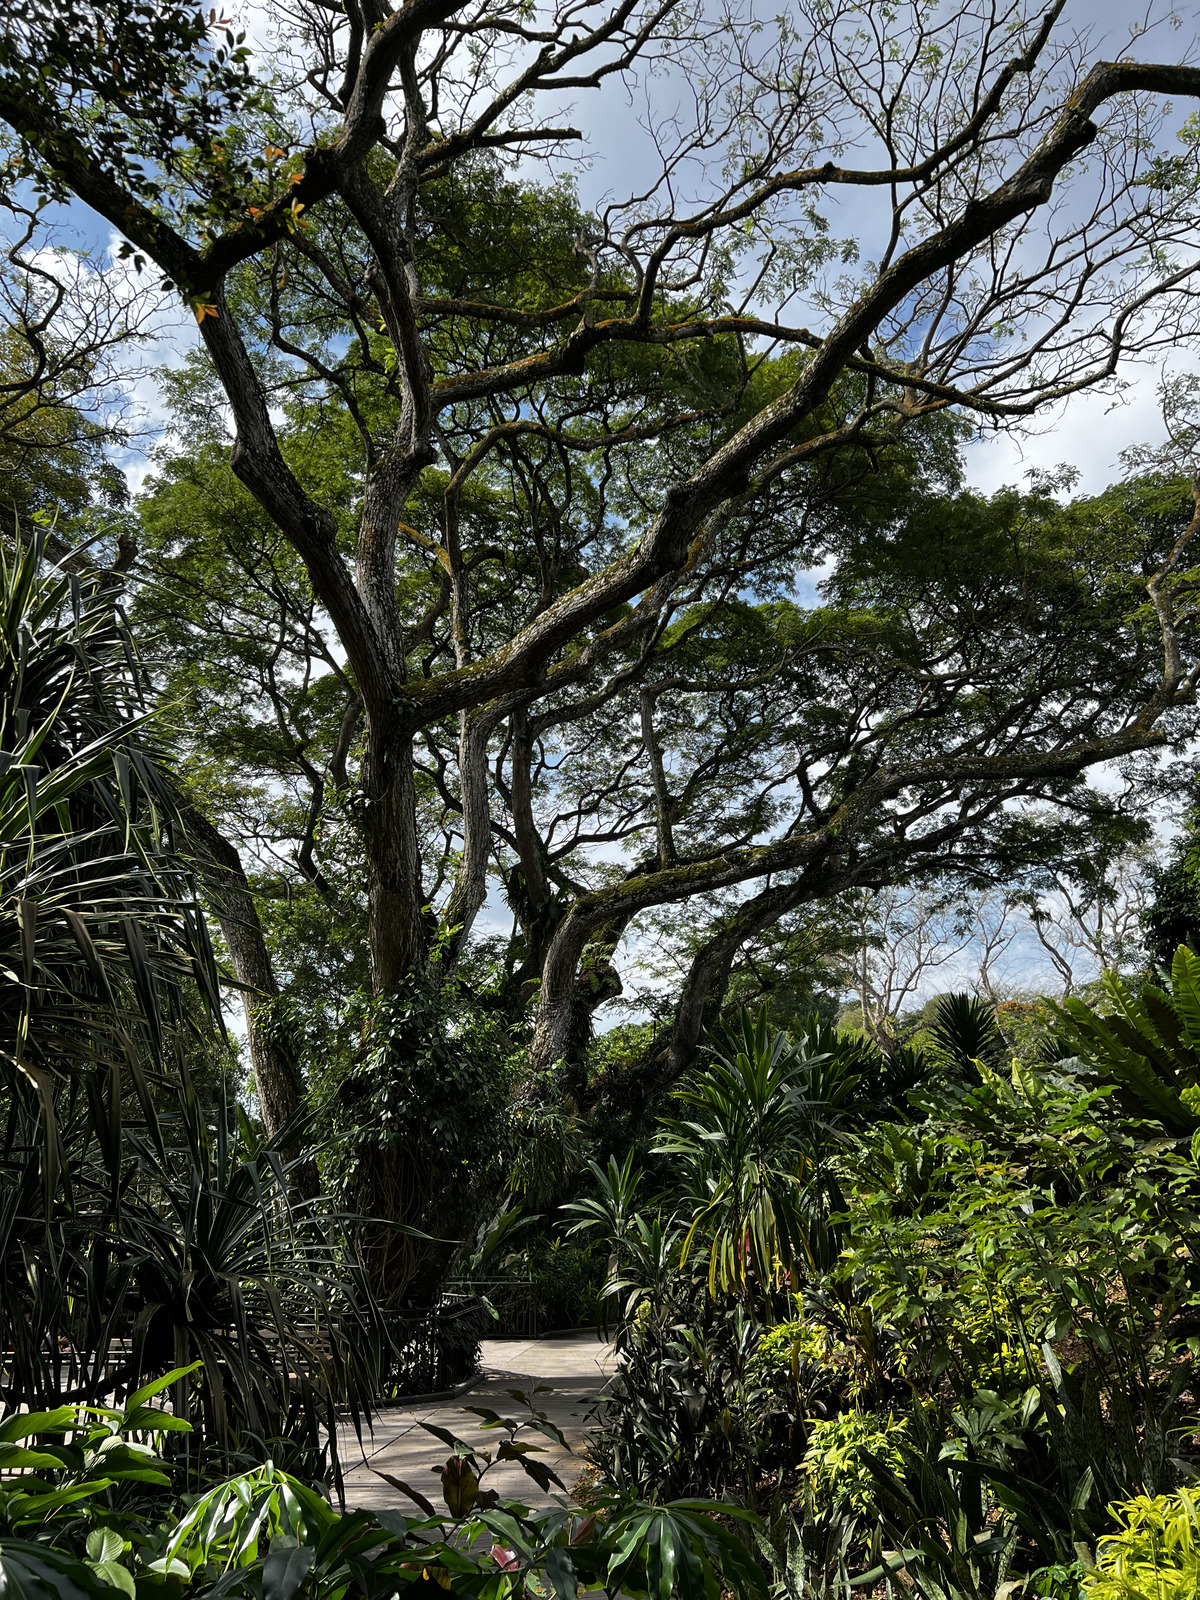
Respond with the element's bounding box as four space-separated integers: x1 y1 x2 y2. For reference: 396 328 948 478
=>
338 1333 616 1513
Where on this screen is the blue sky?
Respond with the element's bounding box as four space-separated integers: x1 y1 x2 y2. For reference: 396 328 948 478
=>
24 0 1200 500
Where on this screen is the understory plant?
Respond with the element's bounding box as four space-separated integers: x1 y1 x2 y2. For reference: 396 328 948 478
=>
0 532 386 1485
1085 1489 1200 1600
582 984 1200 1598
0 1374 768 1600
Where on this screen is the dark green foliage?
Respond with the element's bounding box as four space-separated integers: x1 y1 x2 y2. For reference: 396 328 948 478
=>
1145 840 1200 971
318 972 515 1304
485 1232 605 1332
861 1345 1188 1600
0 1073 387 1486
1054 946 1200 1134
0 1383 768 1600
0 530 220 1117
0 534 386 1483
1 1 255 242
593 1292 773 1504
859 1403 1023 1600
588 988 1200 1596
571 1015 900 1509
656 1007 854 1298
926 993 1004 1077
788 1013 934 1122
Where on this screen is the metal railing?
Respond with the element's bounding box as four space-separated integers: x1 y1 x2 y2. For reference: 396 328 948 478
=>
383 1293 492 1399
449 1278 540 1339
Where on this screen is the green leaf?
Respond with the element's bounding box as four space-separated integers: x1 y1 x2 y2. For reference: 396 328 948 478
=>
89 1560 135 1598
0 1539 113 1600
0 1411 77 1445
541 1545 580 1600
0 1447 73 1471
263 1543 316 1600
369 1470 438 1520
372 1510 409 1542
85 1531 125 1566
123 1364 203 1416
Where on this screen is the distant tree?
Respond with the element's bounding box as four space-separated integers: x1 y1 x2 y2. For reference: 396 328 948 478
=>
0 166 158 542
840 887 973 1052
1145 790 1200 971
1015 847 1155 997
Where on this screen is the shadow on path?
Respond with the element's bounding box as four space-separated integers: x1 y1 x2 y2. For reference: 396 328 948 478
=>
338 1333 616 1512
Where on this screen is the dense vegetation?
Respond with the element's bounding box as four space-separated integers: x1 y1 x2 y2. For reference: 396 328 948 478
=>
5 0 1200 1596
567 977 1200 1597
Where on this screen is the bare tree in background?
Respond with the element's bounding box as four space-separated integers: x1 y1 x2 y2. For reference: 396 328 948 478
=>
964 892 1023 1004
844 887 972 1049
1015 848 1156 996
0 183 159 540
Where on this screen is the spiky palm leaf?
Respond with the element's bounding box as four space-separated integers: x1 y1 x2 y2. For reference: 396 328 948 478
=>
1055 946 1200 1135
0 529 220 1169
0 534 386 1481
927 993 1004 1076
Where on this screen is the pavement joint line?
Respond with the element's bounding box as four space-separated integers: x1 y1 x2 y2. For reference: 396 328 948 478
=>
346 1379 614 1468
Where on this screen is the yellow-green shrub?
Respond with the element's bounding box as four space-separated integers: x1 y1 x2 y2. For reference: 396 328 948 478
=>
800 1411 907 1517
1085 1489 1200 1600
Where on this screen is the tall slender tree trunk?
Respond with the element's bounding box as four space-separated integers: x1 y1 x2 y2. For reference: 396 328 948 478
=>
181 805 319 1198
361 711 427 993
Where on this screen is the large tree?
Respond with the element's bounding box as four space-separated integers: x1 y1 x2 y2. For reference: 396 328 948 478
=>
8 0 1200 1284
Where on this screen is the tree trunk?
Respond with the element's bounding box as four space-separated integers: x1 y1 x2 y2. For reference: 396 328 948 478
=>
662 882 811 1080
529 903 612 1075
180 805 319 1198
362 710 427 993
438 709 498 967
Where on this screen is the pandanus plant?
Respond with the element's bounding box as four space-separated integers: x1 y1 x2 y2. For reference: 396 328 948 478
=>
0 528 220 1402
0 529 219 1177
0 532 385 1486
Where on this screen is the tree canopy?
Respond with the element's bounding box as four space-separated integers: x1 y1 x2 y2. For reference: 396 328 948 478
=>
5 0 1200 1289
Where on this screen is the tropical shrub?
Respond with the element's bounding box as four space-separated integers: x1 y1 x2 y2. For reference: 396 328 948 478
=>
571 1016 905 1512
800 1411 906 1518
584 987 1200 1595
653 1007 854 1302
0 535 385 1481
0 529 221 1192
318 972 516 1305
1086 1489 1200 1600
1054 946 1200 1135
2 1075 387 1486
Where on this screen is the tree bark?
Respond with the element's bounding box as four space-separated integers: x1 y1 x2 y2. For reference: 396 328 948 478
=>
180 805 319 1198
662 881 812 1082
640 687 677 869
439 708 502 967
361 711 427 993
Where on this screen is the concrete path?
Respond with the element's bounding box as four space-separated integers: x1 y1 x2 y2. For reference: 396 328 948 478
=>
339 1333 616 1514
